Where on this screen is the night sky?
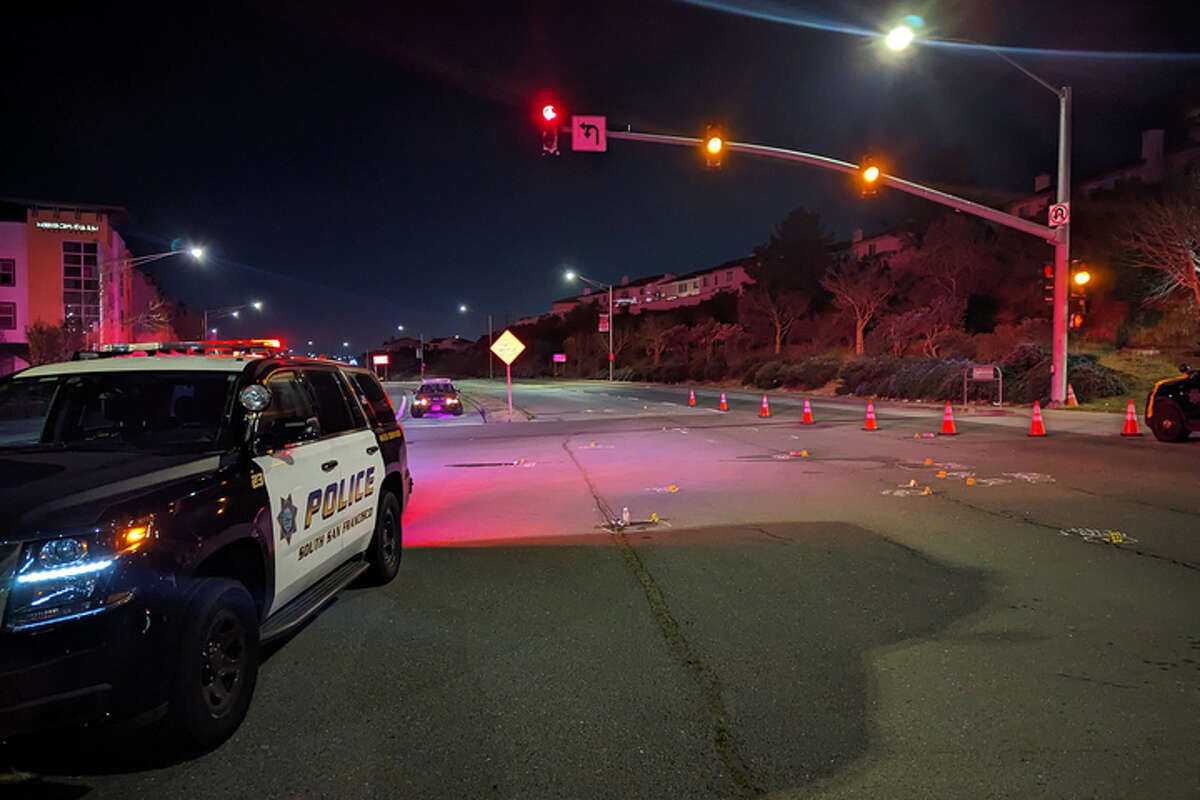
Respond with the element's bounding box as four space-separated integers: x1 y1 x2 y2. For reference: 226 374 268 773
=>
3 1 1199 354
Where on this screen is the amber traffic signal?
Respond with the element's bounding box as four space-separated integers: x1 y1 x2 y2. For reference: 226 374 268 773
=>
704 125 723 168
859 157 882 196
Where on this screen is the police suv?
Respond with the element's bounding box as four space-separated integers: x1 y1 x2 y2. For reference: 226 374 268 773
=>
0 340 411 749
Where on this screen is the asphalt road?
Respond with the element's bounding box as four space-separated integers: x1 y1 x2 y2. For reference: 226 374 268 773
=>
7 380 1199 798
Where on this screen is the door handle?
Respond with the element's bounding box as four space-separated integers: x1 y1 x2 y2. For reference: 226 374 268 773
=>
321 460 339 472
366 446 379 455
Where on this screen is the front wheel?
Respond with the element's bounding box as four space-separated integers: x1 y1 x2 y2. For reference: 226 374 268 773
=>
411 409 424 418
365 490 402 584
1152 402 1189 442
452 404 464 416
164 579 259 752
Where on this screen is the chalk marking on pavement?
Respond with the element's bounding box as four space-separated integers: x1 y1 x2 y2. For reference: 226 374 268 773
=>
1059 527 1138 545
1003 472 1056 484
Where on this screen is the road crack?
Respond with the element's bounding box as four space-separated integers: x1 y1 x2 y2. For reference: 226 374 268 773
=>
560 437 763 797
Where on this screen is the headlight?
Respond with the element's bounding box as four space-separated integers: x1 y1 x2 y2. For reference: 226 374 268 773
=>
446 397 459 404
5 521 149 631
416 397 429 405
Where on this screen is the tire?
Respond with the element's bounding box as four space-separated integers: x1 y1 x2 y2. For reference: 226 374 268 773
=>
411 409 424 418
452 404 464 416
164 579 259 752
365 490 402 584
1152 402 1189 442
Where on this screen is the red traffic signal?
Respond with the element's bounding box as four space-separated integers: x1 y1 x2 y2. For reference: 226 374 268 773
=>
1070 313 1084 329
537 97 563 155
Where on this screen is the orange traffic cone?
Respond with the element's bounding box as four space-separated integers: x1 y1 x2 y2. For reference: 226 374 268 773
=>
719 391 728 412
1066 384 1079 407
802 398 814 425
688 389 696 406
1029 402 1047 437
863 400 878 431
940 402 958 435
759 395 771 418
1120 399 1142 436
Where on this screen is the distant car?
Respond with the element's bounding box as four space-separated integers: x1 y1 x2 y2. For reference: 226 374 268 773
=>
411 379 463 418
1145 363 1200 442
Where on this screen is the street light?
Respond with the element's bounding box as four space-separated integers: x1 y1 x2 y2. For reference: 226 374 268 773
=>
202 301 264 338
886 24 1074 406
565 270 615 381
100 246 205 343
459 304 495 379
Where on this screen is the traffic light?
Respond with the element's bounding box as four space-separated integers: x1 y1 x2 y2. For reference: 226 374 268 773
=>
704 125 723 168
540 101 561 155
859 156 882 196
1043 264 1054 303
1070 312 1084 329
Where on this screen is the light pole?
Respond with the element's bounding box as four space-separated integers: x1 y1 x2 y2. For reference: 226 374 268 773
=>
202 300 263 339
885 23 1072 406
100 246 204 343
458 304 495 379
565 271 614 381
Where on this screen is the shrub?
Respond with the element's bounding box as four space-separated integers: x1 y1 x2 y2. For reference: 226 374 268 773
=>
753 361 786 389
650 362 688 384
740 359 766 386
705 357 729 382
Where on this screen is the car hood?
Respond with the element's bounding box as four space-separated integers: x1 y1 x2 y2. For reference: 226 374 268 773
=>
0 448 227 542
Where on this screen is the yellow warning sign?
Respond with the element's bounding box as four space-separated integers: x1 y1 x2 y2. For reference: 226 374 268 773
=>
489 329 526 365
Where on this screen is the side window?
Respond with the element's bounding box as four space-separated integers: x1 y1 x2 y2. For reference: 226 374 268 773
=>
350 372 394 425
256 371 318 443
303 369 358 435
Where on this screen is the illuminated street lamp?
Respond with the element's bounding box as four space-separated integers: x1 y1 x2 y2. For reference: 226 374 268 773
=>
565 270 614 382
100 245 204 343
884 20 1074 406
202 301 263 338
459 304 495 379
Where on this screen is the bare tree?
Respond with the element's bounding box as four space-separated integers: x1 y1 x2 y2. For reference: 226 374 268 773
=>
638 315 677 366
821 261 894 355
124 298 174 336
739 286 808 354
1117 195 1200 314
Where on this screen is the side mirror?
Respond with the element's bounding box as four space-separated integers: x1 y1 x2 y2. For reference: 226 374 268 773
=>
1181 363 1191 374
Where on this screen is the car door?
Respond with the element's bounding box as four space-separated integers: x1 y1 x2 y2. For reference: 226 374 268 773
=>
299 367 385 561
252 369 350 614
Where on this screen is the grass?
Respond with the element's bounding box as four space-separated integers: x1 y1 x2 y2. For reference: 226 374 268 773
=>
1075 348 1187 413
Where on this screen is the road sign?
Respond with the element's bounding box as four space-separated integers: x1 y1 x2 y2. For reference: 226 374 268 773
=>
598 313 609 333
489 329 526 365
1048 202 1070 227
372 353 389 366
571 115 606 152
972 365 997 381
552 353 566 363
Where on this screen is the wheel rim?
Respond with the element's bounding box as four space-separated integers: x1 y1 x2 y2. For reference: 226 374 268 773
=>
380 506 399 569
200 609 247 718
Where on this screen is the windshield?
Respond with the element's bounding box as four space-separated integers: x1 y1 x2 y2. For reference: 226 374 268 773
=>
417 383 455 395
0 371 238 451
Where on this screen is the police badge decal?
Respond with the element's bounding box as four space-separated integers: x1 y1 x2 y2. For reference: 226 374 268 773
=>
277 494 298 544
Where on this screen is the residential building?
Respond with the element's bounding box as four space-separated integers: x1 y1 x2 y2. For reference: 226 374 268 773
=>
551 261 754 317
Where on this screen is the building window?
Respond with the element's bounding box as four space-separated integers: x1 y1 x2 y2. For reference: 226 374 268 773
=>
0 259 14 287
678 283 687 294
0 302 15 330
702 276 709 287
726 270 733 282
692 280 698 290
63 241 100 329
868 243 876 256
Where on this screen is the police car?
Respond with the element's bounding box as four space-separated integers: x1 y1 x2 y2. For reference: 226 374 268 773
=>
411 377 464 418
0 340 412 749
1145 362 1200 442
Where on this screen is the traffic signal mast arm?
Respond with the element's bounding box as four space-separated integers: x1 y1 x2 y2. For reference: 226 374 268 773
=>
605 129 1057 244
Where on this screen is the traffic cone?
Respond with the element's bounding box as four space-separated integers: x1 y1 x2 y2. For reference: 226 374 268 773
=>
759 395 771 418
1120 399 1142 436
1066 384 1079 407
719 391 728 411
688 389 696 407
1029 402 1047 437
802 398 814 425
940 402 958 435
863 400 878 431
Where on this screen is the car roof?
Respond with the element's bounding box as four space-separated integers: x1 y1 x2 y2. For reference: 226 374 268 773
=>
16 356 256 377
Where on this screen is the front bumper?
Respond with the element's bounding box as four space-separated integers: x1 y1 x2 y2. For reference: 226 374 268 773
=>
0 598 171 738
